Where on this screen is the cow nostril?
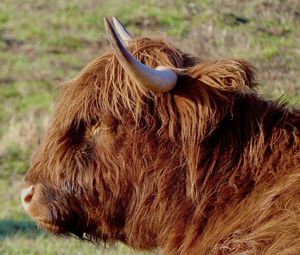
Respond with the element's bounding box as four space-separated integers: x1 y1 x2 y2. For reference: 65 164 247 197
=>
21 185 34 210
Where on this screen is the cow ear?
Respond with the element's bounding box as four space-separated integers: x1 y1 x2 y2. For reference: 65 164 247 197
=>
216 59 256 92
188 59 256 93
233 59 256 89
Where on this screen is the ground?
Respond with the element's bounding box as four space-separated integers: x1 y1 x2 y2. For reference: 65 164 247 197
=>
0 0 299 254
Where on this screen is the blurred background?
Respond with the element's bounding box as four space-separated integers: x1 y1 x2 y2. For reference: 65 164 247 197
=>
0 0 299 254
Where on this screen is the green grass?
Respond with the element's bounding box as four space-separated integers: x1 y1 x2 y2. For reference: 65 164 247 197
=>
0 0 299 254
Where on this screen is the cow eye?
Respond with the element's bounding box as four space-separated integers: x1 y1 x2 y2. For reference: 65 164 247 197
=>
60 120 88 152
90 118 98 126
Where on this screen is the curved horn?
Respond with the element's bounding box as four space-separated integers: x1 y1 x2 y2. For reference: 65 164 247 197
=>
112 17 133 44
104 17 177 92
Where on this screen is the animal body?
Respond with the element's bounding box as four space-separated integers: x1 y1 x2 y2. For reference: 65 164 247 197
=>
21 17 300 254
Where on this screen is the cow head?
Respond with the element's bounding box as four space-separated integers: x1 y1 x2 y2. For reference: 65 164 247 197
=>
21 17 255 246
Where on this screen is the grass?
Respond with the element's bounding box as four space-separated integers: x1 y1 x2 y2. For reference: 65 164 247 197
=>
0 0 299 254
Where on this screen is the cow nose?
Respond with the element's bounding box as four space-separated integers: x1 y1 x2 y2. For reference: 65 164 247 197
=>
21 185 34 211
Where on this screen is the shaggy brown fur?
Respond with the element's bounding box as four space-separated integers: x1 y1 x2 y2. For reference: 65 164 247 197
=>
24 38 300 254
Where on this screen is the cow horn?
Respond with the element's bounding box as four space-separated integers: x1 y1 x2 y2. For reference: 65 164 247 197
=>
112 17 133 44
104 17 177 92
